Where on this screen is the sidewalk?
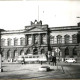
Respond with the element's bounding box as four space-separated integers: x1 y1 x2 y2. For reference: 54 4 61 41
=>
0 63 80 79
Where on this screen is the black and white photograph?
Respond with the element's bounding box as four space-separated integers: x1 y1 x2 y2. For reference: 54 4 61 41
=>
0 0 80 79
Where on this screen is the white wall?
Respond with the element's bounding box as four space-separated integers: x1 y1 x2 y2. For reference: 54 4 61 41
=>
50 31 78 44
1 33 25 46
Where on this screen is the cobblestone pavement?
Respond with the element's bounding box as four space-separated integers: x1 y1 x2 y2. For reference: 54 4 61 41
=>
0 62 80 79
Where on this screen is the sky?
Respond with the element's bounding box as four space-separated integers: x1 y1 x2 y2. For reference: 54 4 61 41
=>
0 1 80 30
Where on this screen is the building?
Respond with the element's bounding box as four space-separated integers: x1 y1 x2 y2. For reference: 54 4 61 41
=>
50 22 80 61
1 20 80 62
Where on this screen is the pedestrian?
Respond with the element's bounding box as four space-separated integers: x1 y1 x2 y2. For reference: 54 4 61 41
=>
48 53 52 65
22 57 25 65
45 52 48 61
51 55 56 66
39 54 43 65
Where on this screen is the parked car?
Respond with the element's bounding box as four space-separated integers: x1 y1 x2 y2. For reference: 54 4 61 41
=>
65 58 77 63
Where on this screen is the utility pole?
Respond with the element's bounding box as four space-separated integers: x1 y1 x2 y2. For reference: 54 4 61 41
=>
77 17 80 56
0 29 3 72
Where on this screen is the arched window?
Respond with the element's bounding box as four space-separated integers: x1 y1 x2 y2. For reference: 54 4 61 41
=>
1 38 5 46
33 48 38 55
41 49 45 54
73 47 77 55
14 50 18 58
72 34 77 43
1 51 4 57
14 38 18 46
65 47 69 55
20 37 25 46
7 50 11 59
7 38 12 46
25 51 27 55
57 35 62 44
26 49 30 54
64 34 70 44
20 50 24 56
50 36 54 44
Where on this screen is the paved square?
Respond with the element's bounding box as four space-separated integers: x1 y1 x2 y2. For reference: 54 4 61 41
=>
0 62 80 79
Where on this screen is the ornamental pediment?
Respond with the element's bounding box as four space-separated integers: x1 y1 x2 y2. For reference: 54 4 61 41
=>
25 20 48 32
25 26 47 32
29 27 45 32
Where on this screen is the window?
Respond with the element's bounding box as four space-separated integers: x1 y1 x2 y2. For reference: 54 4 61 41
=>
27 35 32 45
72 34 77 43
1 38 5 46
57 35 62 44
41 34 46 44
7 50 11 59
20 37 25 45
41 49 45 54
20 50 24 55
7 38 11 46
50 36 54 44
14 38 18 46
65 47 69 55
33 48 38 55
14 50 18 58
26 49 30 54
64 34 70 44
73 47 77 55
1 51 4 57
34 35 38 44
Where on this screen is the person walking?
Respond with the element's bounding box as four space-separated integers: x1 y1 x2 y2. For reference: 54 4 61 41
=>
22 57 25 65
51 55 56 66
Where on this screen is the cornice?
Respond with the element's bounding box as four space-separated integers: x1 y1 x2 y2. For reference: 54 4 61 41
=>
50 26 80 31
1 29 25 34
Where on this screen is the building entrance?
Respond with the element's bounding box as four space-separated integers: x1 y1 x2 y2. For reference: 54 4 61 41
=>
33 48 38 55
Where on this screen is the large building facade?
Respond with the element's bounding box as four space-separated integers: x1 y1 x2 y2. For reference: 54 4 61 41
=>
1 20 80 62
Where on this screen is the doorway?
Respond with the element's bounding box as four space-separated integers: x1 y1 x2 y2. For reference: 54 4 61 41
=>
33 48 38 55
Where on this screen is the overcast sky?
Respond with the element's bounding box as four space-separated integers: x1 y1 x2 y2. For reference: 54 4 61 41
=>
0 1 80 30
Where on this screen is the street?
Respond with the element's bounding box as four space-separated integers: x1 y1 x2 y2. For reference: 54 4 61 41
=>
0 62 80 79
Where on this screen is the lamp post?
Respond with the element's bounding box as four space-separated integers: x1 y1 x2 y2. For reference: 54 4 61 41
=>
0 29 3 72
